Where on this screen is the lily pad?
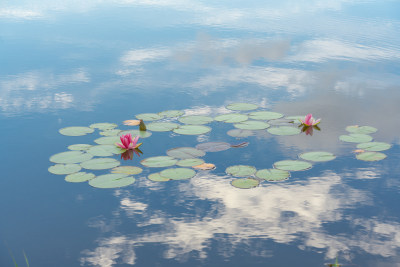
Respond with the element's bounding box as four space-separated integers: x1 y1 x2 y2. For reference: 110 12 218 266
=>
356 152 387 161
89 174 135 188
48 164 81 175
274 160 312 171
193 163 216 170
173 125 211 135
65 172 95 182
225 165 256 177
80 158 120 170
160 168 196 180
346 125 377 134
166 147 205 159
339 134 373 143
214 113 248 123
356 142 392 152
158 110 184 118
176 158 205 167
268 119 294 126
136 113 163 121
50 151 93 164
141 156 178 167
111 166 143 175
119 130 152 138
226 103 258 111
178 115 213 125
299 151 336 162
94 136 121 145
87 145 124 157
255 169 290 182
231 178 259 189
68 144 93 151
148 172 171 182
146 122 180 132
234 121 270 130
248 111 283 120
267 126 301 136
89 123 117 130
285 115 304 121
227 129 254 138
99 129 121 136
59 126 94 136
196 142 231 152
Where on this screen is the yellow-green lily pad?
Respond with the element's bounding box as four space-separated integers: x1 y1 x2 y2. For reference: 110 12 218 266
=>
141 156 177 167
231 178 259 189
196 142 230 152
274 160 312 171
166 147 205 159
160 168 196 180
158 110 184 118
87 145 124 157
111 166 143 175
226 103 258 111
68 144 93 151
176 158 205 167
89 123 117 130
248 111 283 120
65 172 95 182
59 126 94 136
119 130 152 138
339 134 373 143
80 158 120 170
299 151 336 162
146 122 180 132
356 142 392 151
89 173 134 188
234 121 270 130
227 129 254 138
136 113 163 121
48 164 81 175
346 125 377 134
178 115 213 125
173 125 211 135
356 152 387 161
148 172 171 182
94 136 121 145
50 151 93 164
255 169 289 182
226 165 256 177
214 113 248 123
99 129 121 136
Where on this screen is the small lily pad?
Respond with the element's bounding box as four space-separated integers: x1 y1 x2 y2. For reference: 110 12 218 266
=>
346 125 377 134
111 166 143 175
214 113 248 123
285 115 304 121
59 126 94 136
119 130 152 138
356 152 387 161
89 123 117 130
274 160 312 171
148 173 171 182
176 158 205 167
267 126 301 136
299 151 336 162
356 142 392 151
226 165 256 177
146 122 180 132
255 169 290 182
231 178 259 189
339 134 373 143
167 147 206 159
178 115 213 125
173 125 211 135
94 136 121 145
141 156 178 167
65 172 95 182
80 158 120 170
50 151 93 164
160 168 196 180
158 110 184 118
87 145 124 157
89 174 135 188
136 113 164 121
227 129 254 138
234 121 270 130
226 103 258 111
248 111 283 120
268 119 294 126
99 129 122 136
48 164 81 175
68 144 93 151
193 163 216 170
196 142 231 152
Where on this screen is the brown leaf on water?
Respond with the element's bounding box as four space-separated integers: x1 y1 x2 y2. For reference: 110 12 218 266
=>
353 149 365 153
193 163 216 170
231 142 249 148
123 120 141 126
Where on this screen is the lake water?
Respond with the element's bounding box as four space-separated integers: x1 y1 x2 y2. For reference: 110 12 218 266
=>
1 1 400 266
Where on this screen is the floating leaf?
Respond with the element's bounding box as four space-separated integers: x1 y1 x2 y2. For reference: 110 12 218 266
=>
48 164 81 175
146 122 179 132
339 134 373 143
111 166 143 175
268 119 294 126
225 165 256 177
255 169 290 182
89 123 117 130
346 125 377 134
178 115 213 125
226 103 258 111
65 172 95 182
50 151 93 164
59 126 94 136
94 136 121 145
196 142 231 152
167 147 205 159
141 156 177 167
231 142 249 148
356 142 392 151
136 113 163 121
158 110 184 118
248 111 283 120
99 129 121 136
119 130 152 138
176 158 205 167
123 120 141 126
299 151 336 162
173 125 211 135
193 163 216 170
356 152 387 161
160 168 196 180
274 160 312 171
267 126 301 136
87 145 124 157
89 174 135 188
214 113 248 123
285 115 304 121
353 149 365 153
148 173 170 182
231 178 259 189
80 158 120 170
227 129 254 138
68 144 92 151
234 121 270 130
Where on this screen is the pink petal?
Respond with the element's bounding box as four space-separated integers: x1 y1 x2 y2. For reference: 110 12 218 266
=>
132 136 139 147
116 142 126 149
304 114 312 125
313 119 321 125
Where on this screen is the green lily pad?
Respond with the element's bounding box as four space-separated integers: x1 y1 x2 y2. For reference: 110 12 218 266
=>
48 164 81 175
94 136 121 145
214 113 249 123
196 142 231 152
65 172 95 182
234 121 270 130
268 119 294 126
339 134 373 143
173 125 211 135
176 158 205 167
99 129 121 136
227 129 254 138
136 113 163 121
141 156 178 167
267 126 301 136
166 147 205 159
158 110 184 118
225 165 257 177
160 168 196 180
356 142 392 151
89 123 117 130
178 115 213 125
248 111 283 120
87 145 125 157
148 172 171 182
50 151 93 164
231 178 259 189
226 103 258 111
285 115 304 121
59 126 94 136
89 174 135 188
146 122 180 132
356 152 387 161
68 144 93 151
119 130 152 138
111 166 143 175
255 169 290 182
274 160 312 171
80 158 120 170
346 125 377 134
299 151 336 162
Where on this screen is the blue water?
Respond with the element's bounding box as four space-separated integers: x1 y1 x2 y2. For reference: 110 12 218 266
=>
1 1 400 266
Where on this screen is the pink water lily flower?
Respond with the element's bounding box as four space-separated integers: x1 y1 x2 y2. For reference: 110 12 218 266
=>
116 134 142 150
300 113 321 126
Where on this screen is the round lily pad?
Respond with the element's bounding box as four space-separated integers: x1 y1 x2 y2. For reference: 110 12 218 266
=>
111 166 143 175
196 142 231 152
299 151 336 162
267 126 301 136
146 122 180 132
148 173 171 182
346 125 377 134
231 178 259 189
166 147 205 159
94 136 121 145
89 123 117 130
248 111 283 120
255 169 290 182
178 115 213 125
160 168 196 180
87 145 124 157
50 151 93 164
356 142 392 152
356 152 387 161
227 129 254 138
234 121 270 130
173 125 211 135
48 164 81 175
214 113 248 123
158 110 184 118
339 134 373 143
89 174 135 188
225 165 256 177
268 119 294 126
136 113 163 121
119 130 152 138
176 158 205 167
226 103 258 111
68 144 93 151
65 172 95 182
274 160 312 171
141 156 178 167
59 126 94 136
80 158 120 170
285 115 304 121
99 129 121 136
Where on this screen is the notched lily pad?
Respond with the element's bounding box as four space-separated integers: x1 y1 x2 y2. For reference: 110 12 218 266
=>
119 130 152 138
94 136 121 145
87 145 124 157
231 178 259 189
48 164 81 175
256 169 290 182
148 172 171 182
356 152 387 161
248 111 283 120
176 158 205 167
299 151 336 162
214 113 248 123
50 151 93 164
226 165 256 177
195 142 231 152
90 123 117 130
141 156 177 167
167 147 205 159
356 142 392 151
267 126 301 136
80 158 120 170
227 129 254 138
65 172 95 182
346 125 377 134
226 103 258 111
160 168 196 180
89 174 134 188
59 126 94 136
158 110 184 118
136 113 163 121
339 134 373 143
178 115 213 125
274 160 312 171
99 129 121 136
173 125 211 135
111 166 143 175
234 121 270 130
146 122 180 132
68 144 93 151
